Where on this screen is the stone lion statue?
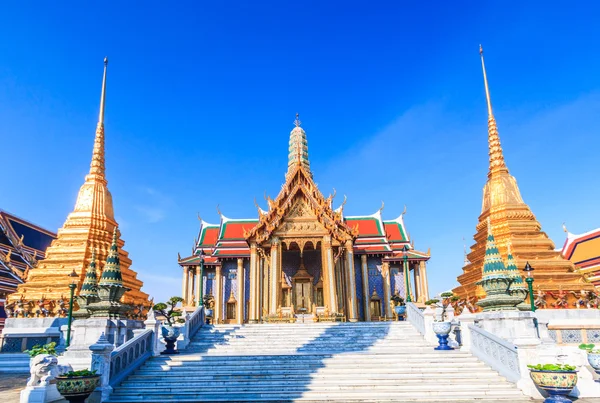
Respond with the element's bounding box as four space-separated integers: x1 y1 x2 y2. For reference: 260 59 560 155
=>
27 354 72 387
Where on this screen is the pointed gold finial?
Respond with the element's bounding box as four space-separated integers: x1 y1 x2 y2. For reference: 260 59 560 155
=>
562 222 568 233
479 45 492 117
294 113 301 127
99 57 108 125
479 46 508 178
88 57 108 178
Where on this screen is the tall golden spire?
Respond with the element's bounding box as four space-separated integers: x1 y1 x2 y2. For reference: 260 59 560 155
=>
88 57 108 181
480 45 508 178
287 113 311 175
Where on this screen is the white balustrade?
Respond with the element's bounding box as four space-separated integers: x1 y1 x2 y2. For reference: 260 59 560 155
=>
108 329 154 387
468 324 521 383
406 302 425 335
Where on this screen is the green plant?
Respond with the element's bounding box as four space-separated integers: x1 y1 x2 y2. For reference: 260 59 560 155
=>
425 292 459 321
391 294 405 307
527 364 577 371
60 369 98 378
579 343 600 354
24 342 57 357
153 296 185 326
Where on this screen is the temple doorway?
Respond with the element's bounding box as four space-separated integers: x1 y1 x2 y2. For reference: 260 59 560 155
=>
294 280 312 312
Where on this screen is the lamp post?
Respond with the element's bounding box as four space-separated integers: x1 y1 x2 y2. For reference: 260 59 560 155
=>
403 245 412 303
198 250 205 307
66 269 78 347
523 262 536 312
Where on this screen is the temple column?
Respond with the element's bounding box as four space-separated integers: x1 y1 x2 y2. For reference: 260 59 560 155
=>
236 258 245 324
382 261 392 319
262 256 269 319
269 238 280 314
195 265 202 307
188 268 195 306
215 264 223 323
361 255 370 321
323 236 338 313
249 243 259 323
345 240 358 322
420 261 430 301
181 267 189 305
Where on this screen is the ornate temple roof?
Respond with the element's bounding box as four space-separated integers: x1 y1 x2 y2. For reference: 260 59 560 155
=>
0 210 56 295
179 114 429 266
561 226 600 287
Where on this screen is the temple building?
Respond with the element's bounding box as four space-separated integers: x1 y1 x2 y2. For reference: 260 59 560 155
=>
178 115 431 324
0 210 56 328
562 226 600 288
6 58 149 316
454 47 595 307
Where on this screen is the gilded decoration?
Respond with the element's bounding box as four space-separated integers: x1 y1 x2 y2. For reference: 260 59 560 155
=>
454 47 595 308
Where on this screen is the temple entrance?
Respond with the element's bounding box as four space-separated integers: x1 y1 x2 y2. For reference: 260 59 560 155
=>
294 280 312 312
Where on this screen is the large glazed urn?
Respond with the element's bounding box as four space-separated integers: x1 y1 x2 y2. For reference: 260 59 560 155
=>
161 325 181 355
432 321 452 335
529 369 577 403
587 353 600 378
56 375 100 403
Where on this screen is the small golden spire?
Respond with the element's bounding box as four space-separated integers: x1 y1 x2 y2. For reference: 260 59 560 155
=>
479 46 508 178
294 113 301 127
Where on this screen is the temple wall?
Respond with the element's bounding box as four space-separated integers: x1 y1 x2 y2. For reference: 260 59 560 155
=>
222 260 237 320
244 261 250 321
367 257 384 317
354 255 364 321
390 264 406 299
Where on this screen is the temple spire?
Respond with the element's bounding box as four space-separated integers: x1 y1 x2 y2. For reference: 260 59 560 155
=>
479 45 508 178
287 113 311 175
88 57 108 179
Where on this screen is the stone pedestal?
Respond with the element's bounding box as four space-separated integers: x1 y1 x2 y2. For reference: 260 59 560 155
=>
87 333 114 403
59 318 143 369
20 384 63 403
476 310 540 345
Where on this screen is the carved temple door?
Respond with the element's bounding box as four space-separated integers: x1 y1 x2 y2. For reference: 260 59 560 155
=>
294 280 312 312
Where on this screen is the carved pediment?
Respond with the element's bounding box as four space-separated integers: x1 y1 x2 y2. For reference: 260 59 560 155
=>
287 198 316 220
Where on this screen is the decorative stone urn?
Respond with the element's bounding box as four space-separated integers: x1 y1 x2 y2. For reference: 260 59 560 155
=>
529 369 577 403
586 353 600 380
393 305 406 321
56 374 101 403
161 325 181 355
432 321 453 351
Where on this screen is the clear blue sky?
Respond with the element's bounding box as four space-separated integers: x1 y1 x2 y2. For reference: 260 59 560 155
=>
1 2 599 303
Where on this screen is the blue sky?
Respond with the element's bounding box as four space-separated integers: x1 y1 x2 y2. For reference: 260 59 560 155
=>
1 2 599 303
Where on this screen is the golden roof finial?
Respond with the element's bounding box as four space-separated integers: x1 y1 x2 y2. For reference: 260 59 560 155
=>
294 113 301 127
479 45 507 178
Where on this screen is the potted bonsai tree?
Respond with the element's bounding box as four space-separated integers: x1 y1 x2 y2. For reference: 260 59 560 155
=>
527 363 578 402
579 343 600 379
55 369 100 403
425 291 459 350
391 293 406 321
153 296 185 354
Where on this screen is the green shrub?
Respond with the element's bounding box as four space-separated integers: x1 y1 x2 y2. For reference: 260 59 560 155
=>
527 363 576 371
24 342 57 357
61 369 98 378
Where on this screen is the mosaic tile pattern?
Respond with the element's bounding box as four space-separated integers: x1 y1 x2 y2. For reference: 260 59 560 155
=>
586 329 600 343
548 329 557 343
367 257 384 316
560 329 583 344
354 255 364 321
390 264 406 299
244 263 250 321
0 337 22 353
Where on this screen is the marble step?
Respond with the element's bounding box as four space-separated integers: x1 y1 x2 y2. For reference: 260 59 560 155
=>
153 352 472 361
0 353 30 373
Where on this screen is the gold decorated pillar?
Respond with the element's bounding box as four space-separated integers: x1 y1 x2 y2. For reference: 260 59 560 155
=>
182 267 189 305
361 255 370 321
420 261 430 301
195 265 201 307
382 261 392 319
323 235 338 313
262 256 269 319
249 243 259 323
345 240 358 322
188 268 195 306
215 264 223 323
236 258 245 324
269 238 280 314
412 263 420 302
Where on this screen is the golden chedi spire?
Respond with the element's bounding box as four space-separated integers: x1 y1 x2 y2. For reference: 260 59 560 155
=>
287 113 311 177
8 58 149 315
454 46 594 307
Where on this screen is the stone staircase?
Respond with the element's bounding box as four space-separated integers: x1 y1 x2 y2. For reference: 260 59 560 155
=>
107 322 532 402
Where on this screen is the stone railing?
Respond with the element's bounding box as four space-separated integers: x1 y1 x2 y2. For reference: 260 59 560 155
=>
178 307 204 350
468 324 520 383
108 328 153 387
406 302 425 335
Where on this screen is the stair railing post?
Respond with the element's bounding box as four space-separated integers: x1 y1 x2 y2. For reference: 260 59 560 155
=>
89 333 114 403
144 308 165 356
456 307 476 352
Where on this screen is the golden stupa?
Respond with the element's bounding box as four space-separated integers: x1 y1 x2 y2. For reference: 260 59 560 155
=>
454 47 594 308
7 58 149 315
